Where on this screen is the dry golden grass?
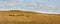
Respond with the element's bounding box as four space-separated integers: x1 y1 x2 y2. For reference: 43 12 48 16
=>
0 10 60 24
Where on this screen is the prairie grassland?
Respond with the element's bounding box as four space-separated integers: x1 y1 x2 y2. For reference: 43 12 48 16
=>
0 10 60 24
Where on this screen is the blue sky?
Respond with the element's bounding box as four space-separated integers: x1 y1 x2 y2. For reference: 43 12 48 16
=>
0 0 60 14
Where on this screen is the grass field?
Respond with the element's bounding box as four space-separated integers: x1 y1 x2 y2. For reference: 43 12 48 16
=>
0 10 60 24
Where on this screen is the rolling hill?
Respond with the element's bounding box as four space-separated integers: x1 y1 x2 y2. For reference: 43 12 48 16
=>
0 10 60 24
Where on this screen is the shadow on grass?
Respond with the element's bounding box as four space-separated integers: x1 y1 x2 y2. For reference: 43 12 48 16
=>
0 21 49 24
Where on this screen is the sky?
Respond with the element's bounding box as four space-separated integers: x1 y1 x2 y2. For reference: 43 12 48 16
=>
0 0 60 14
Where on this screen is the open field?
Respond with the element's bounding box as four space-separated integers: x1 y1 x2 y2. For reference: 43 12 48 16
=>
0 10 60 24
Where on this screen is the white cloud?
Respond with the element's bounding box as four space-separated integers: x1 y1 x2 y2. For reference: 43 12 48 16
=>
25 3 52 8
24 3 60 14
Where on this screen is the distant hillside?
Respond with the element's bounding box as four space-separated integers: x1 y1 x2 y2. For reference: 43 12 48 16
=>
0 10 60 24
